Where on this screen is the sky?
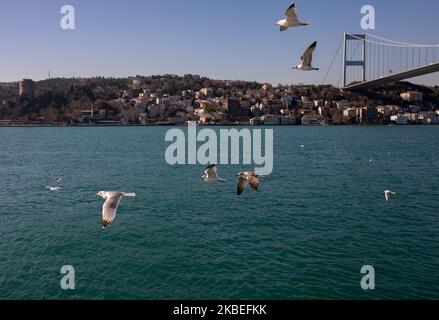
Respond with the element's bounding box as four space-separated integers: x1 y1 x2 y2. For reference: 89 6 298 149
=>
0 0 438 86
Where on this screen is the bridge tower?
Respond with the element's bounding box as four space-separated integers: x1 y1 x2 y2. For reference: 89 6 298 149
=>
343 33 366 88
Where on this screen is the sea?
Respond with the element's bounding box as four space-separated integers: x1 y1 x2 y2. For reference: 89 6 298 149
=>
0 126 438 300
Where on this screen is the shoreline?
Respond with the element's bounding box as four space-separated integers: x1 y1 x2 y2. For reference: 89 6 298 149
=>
0 123 437 128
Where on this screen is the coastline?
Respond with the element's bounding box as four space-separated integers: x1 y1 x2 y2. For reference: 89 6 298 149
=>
0 123 437 128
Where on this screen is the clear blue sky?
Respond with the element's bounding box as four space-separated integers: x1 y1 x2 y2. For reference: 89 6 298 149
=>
1 0 438 86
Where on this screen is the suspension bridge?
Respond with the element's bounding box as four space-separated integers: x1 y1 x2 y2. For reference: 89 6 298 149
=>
323 33 439 90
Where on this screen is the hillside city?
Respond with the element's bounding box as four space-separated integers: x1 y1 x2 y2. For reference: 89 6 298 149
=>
1 74 439 126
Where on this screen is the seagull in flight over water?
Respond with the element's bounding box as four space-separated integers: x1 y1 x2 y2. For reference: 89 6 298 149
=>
236 172 267 196
46 186 61 192
97 191 136 229
276 2 309 32
384 190 396 201
293 41 319 71
202 164 226 182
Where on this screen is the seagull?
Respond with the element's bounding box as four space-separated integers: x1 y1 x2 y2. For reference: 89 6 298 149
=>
293 41 319 71
97 191 136 229
55 177 63 183
202 164 226 182
276 2 309 32
236 172 267 196
384 190 396 201
46 186 61 192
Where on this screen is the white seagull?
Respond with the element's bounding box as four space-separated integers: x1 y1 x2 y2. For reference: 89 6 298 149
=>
236 172 267 196
293 41 319 71
46 186 61 192
97 191 136 229
202 164 226 182
276 2 309 32
384 190 396 201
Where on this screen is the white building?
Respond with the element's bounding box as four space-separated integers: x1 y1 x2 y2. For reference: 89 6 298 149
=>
390 114 409 125
336 100 351 110
343 108 357 119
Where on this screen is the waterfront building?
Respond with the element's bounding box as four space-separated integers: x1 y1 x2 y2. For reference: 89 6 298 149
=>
302 113 325 126
336 100 351 110
417 112 436 124
261 115 281 126
250 117 263 126
343 108 357 119
391 114 409 125
358 107 378 124
169 116 185 125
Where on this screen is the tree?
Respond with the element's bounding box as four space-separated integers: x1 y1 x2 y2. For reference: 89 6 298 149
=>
40 105 60 122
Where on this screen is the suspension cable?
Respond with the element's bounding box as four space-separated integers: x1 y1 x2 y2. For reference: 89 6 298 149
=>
321 37 343 85
365 33 439 48
346 33 439 48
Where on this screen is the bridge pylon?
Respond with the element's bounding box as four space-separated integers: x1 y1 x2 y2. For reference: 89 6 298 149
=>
343 33 366 88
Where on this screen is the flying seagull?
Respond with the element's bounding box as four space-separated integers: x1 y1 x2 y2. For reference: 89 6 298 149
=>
55 177 63 183
202 164 226 182
384 190 396 201
236 172 267 196
276 2 309 32
97 191 136 229
46 186 61 192
293 41 319 71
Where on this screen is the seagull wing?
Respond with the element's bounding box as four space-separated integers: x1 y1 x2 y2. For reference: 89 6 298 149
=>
237 176 249 195
206 165 218 179
284 2 299 21
102 193 123 226
248 176 260 192
300 41 317 66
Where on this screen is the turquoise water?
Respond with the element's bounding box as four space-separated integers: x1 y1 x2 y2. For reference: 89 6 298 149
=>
0 126 438 300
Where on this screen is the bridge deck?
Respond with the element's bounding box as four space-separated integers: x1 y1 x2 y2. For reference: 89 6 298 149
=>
343 62 439 91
